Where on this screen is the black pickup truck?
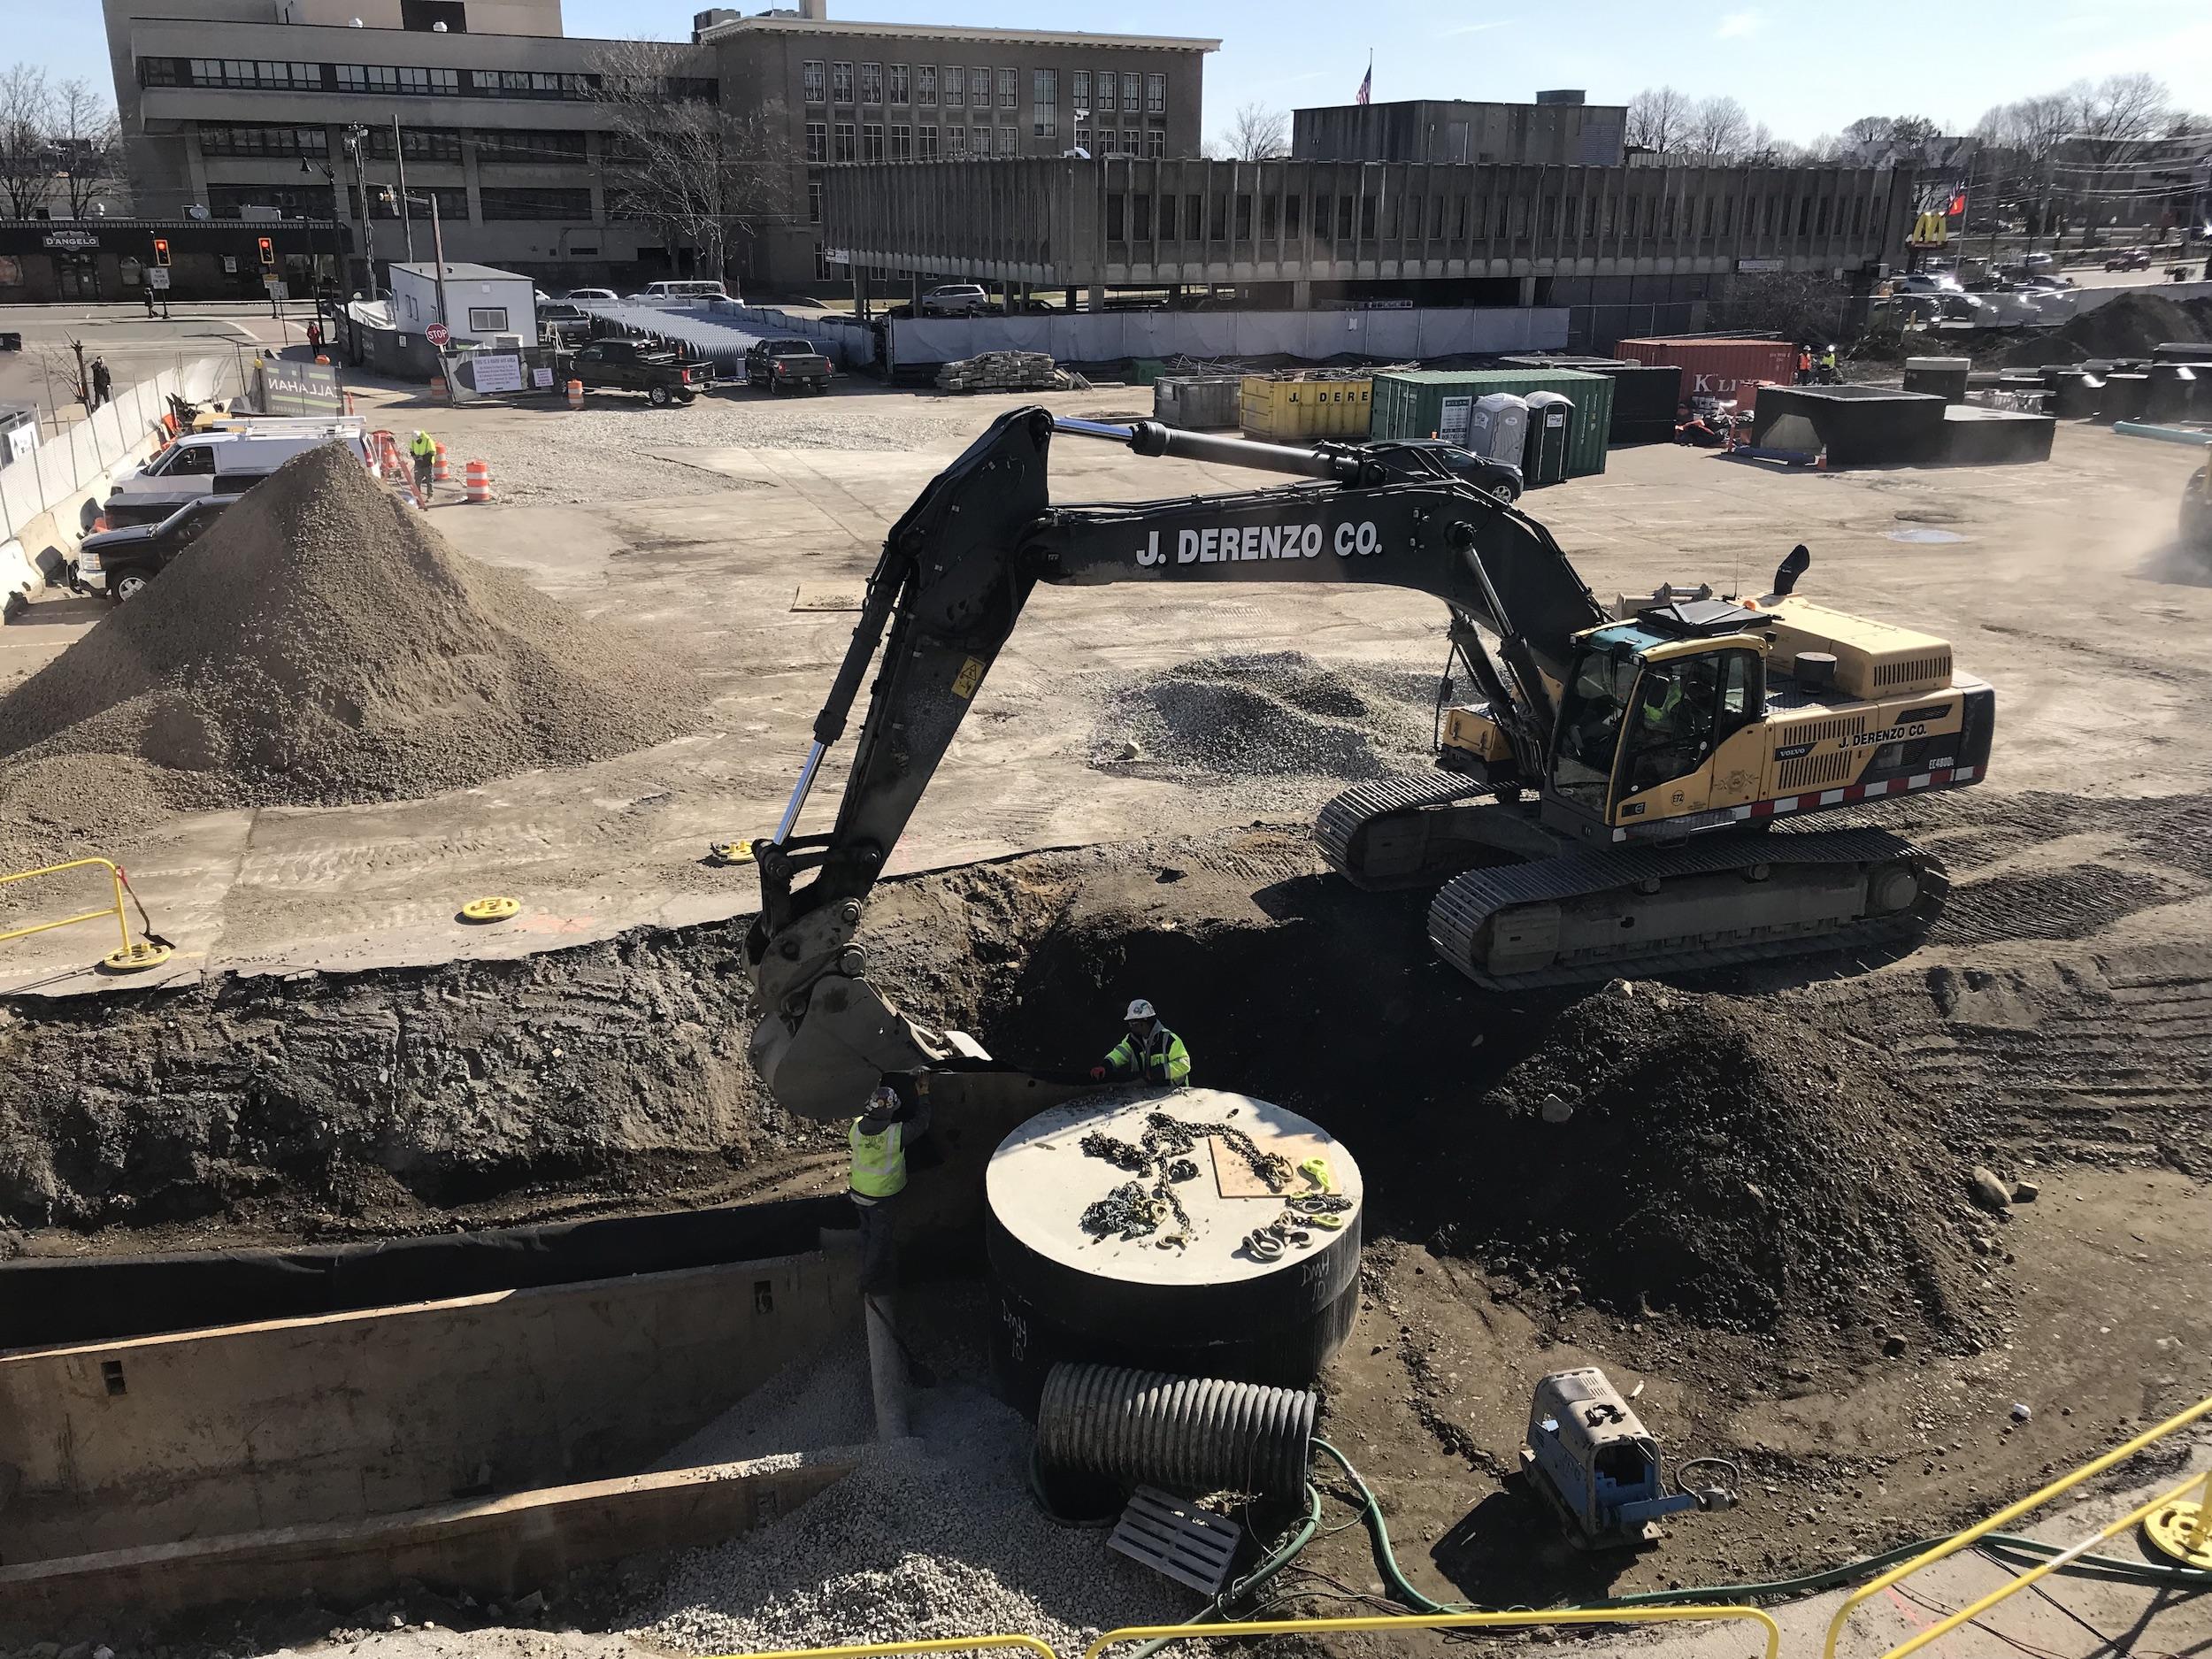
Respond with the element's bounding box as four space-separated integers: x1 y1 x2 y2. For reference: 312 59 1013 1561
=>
743 337 833 396
566 338 708 406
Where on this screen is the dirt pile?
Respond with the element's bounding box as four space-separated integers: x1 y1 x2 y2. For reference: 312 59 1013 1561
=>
0 443 705 865
2055 290 2208 359
1467 981 1982 1340
1088 652 1436 784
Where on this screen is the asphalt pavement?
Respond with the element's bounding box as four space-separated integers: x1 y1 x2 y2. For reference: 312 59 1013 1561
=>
0 301 300 433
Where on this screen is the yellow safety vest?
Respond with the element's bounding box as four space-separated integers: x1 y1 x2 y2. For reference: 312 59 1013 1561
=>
849 1119 906 1199
409 433 436 458
1105 1026 1192 1086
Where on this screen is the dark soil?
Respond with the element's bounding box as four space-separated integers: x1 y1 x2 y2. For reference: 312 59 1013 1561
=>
2052 290 2209 360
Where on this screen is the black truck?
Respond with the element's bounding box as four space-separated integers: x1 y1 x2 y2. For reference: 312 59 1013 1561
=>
743 337 833 396
75 495 240 602
566 338 709 406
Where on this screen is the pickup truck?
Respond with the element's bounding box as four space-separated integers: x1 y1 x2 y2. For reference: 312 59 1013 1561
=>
76 495 240 602
566 338 708 406
744 337 833 396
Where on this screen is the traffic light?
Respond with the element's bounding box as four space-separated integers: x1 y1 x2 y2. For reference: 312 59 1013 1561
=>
257 235 274 267
151 237 171 266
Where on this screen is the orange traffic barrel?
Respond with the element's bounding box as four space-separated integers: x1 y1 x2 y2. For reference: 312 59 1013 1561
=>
566 379 583 411
463 458 493 503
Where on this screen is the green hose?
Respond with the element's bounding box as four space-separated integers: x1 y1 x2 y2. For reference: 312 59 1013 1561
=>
1312 1436 1459 1614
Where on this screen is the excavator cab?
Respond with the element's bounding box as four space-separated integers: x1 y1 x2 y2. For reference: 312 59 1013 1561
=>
1545 602 1770 838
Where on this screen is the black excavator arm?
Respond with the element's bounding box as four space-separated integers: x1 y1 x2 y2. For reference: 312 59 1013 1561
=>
745 405 1605 1119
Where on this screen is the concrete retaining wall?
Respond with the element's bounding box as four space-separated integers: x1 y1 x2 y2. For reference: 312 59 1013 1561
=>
0 1245 855 1563
886 305 1571 369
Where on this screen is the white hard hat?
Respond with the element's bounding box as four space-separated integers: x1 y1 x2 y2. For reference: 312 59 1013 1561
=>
1125 998 1156 1022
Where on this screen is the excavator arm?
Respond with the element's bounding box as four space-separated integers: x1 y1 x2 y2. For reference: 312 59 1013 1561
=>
745 405 1604 1118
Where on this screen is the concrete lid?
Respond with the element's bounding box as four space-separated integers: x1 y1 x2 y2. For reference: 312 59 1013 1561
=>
987 1087 1363 1288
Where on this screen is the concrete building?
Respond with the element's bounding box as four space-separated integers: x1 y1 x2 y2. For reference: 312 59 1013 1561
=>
100 0 1216 296
1294 95 1628 169
824 155 1912 350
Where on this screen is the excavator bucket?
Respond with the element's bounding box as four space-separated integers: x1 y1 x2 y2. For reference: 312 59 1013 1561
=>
749 970 982 1122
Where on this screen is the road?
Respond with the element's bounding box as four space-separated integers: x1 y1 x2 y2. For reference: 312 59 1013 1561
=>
0 301 301 434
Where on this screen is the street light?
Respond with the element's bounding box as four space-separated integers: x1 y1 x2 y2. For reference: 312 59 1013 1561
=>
342 124 380 296
299 156 342 330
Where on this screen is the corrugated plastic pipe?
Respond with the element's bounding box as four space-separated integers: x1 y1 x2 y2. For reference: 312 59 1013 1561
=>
1036 1363 1315 1499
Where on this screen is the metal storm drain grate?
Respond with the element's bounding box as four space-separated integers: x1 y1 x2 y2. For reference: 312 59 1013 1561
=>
1107 1485 1244 1596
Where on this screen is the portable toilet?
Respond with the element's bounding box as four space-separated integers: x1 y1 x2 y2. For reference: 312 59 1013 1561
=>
1522 391 1575 487
1466 394 1530 467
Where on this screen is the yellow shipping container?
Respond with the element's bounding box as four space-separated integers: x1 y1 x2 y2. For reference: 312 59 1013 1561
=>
1240 374 1374 441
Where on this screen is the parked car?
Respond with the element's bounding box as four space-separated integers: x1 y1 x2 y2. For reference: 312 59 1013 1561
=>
1893 273 1964 295
2022 251 2058 273
2106 249 2153 271
1357 439 1523 504
565 288 618 302
633 280 733 303
74 495 240 602
918 283 993 317
565 338 708 406
743 337 833 396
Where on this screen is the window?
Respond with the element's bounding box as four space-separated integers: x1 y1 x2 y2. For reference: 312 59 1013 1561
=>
920 125 938 157
469 67 596 98
188 58 322 91
1074 125 1091 153
1106 196 1125 242
1184 191 1202 235
1158 194 1176 238
1146 73 1164 114
891 124 910 160
467 306 511 332
808 180 823 223
473 129 586 164
209 182 332 218
1072 71 1090 109
1235 194 1251 240
367 127 463 162
833 121 856 162
998 67 1018 109
832 61 853 102
1211 192 1227 238
918 65 936 105
949 127 968 156
861 63 882 104
1132 194 1151 239
995 124 1017 156
890 64 909 104
815 246 837 280
943 66 964 107
1033 68 1057 138
806 121 827 163
803 60 825 103
139 58 183 87
1097 68 1117 112
863 122 884 160
1285 193 1300 237
973 126 991 155
1121 73 1139 112
478 186 587 219
1146 127 1165 158
198 124 328 158
1261 194 1277 236
1314 193 1332 239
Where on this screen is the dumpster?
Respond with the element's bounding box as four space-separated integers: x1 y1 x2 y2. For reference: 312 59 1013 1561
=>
1240 373 1373 441
1370 369 1612 476
1521 391 1575 487
1155 376 1241 430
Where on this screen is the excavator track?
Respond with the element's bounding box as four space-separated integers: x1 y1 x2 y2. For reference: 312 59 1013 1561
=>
1315 772 1504 891
1426 826 1947 992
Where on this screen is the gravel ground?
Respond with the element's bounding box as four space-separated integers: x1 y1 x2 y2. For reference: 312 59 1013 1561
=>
453 397 989 504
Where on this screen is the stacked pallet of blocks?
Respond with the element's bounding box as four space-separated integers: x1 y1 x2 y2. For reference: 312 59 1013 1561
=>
936 350 1064 393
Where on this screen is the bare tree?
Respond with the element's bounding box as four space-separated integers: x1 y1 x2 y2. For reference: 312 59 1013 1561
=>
1625 86 1691 153
0 64 52 219
592 40 795 288
2076 72 2170 150
1686 96 1752 162
1214 103 1289 161
49 79 119 218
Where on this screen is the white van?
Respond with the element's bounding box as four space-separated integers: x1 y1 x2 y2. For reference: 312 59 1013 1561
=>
106 426 369 525
634 280 733 304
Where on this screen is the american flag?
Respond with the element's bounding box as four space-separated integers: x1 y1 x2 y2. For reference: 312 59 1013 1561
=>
1355 63 1371 105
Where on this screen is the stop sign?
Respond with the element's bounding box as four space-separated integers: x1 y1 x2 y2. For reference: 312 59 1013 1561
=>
426 322 450 346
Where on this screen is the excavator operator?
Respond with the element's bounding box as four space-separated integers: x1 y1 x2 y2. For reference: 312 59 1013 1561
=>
1091 998 1191 1087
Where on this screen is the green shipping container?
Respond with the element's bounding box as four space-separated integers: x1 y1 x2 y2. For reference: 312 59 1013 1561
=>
1370 368 1615 479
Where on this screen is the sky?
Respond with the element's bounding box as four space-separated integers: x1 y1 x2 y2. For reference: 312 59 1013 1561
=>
12 0 2212 145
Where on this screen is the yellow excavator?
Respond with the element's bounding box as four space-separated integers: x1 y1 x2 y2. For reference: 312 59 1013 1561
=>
742 409 1993 1118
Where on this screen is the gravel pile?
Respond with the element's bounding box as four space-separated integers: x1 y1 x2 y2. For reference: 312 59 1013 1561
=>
0 442 706 867
1089 651 1438 787
456 399 987 503
2055 290 2208 359
630 1379 1192 1654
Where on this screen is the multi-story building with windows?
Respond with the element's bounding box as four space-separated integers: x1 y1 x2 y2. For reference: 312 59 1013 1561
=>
101 0 1216 295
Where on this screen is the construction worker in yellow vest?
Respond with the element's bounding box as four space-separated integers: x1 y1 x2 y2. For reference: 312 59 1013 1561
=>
850 1081 928 1293
408 428 437 500
1091 998 1191 1087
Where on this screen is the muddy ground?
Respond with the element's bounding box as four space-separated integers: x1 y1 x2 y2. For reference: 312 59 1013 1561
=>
4 773 2210 1617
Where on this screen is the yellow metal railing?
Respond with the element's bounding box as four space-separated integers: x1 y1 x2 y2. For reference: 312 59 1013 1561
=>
1087 1608 1783 1659
1824 1388 2212 1659
0 856 172 972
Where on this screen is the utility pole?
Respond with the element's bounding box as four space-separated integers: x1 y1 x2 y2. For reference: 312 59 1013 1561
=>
344 125 378 296
393 115 417 264
400 188 452 334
